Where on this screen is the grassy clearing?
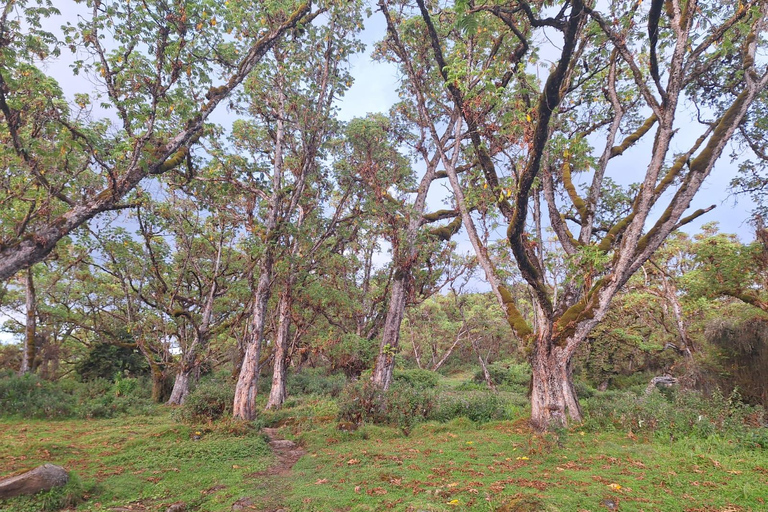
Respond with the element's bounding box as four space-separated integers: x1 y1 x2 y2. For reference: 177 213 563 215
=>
0 387 766 511
0 413 273 511
282 417 767 512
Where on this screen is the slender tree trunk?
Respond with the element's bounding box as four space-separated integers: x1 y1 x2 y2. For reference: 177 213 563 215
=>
233 252 274 420
529 325 582 430
371 274 409 390
265 291 292 409
19 267 36 376
470 336 496 391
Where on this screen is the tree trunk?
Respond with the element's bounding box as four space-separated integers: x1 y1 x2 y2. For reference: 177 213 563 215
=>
166 369 192 405
371 274 408 390
19 267 35 375
150 364 167 403
470 336 496 391
529 330 582 430
233 253 274 420
265 291 292 410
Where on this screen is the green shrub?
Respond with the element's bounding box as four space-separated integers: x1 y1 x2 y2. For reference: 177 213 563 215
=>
429 391 514 423
175 376 234 423
582 387 765 444
474 360 531 392
288 367 346 397
392 368 439 389
74 341 149 382
337 380 435 435
0 373 76 419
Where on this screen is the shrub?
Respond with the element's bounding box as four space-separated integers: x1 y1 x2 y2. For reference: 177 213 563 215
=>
0 373 76 419
336 380 435 435
582 387 766 444
392 368 439 389
429 391 514 423
175 376 234 424
74 342 149 382
474 360 531 392
288 367 346 397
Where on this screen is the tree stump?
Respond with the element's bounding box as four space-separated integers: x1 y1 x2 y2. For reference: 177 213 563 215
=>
0 464 68 499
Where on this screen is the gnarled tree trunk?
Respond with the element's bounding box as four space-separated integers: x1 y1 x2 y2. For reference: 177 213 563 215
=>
529 327 582 430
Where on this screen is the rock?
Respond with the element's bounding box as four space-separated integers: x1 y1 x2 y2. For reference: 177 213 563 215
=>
166 502 186 512
0 464 69 499
232 497 257 510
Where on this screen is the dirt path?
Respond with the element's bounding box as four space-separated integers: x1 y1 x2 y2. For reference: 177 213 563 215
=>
260 428 306 476
234 427 306 512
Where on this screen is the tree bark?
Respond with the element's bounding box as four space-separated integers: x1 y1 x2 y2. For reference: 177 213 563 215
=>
166 369 191 406
265 291 292 409
19 267 36 375
529 329 582 430
233 251 274 420
371 274 409 390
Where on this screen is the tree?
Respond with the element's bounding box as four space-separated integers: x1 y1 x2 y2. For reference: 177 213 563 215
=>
0 0 317 282
405 0 768 429
231 1 365 418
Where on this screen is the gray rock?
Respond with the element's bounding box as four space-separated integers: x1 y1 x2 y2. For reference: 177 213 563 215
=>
0 464 69 499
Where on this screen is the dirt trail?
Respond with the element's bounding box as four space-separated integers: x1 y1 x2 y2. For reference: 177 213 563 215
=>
234 427 307 511
260 428 306 476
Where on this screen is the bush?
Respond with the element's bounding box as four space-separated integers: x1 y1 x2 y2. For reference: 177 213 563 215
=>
474 360 531 392
392 368 439 389
337 380 435 436
288 367 346 397
0 373 76 419
74 342 149 382
175 376 234 424
429 391 514 423
582 387 766 444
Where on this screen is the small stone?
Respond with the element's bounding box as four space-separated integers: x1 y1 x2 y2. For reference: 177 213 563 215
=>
232 497 256 511
166 502 186 512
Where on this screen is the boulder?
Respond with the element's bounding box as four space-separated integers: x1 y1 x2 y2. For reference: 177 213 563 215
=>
0 464 69 499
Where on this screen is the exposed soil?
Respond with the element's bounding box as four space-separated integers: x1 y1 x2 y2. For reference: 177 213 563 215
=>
258 428 307 476
236 427 307 511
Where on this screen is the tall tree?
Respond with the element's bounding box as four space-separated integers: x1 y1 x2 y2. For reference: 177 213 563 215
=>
232 1 365 418
407 0 768 429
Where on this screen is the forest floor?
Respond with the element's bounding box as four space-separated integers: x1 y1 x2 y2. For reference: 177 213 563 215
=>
1 398 767 511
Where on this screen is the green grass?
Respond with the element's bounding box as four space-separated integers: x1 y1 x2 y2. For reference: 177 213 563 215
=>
284 418 768 511
1 393 766 511
0 413 273 511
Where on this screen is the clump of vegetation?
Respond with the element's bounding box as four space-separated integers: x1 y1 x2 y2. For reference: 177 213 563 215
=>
287 367 346 397
474 360 531 393
582 387 766 446
429 391 516 424
392 368 440 389
337 380 435 435
0 371 77 419
175 374 235 424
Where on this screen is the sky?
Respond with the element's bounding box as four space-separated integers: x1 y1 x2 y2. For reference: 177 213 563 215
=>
0 3 759 345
